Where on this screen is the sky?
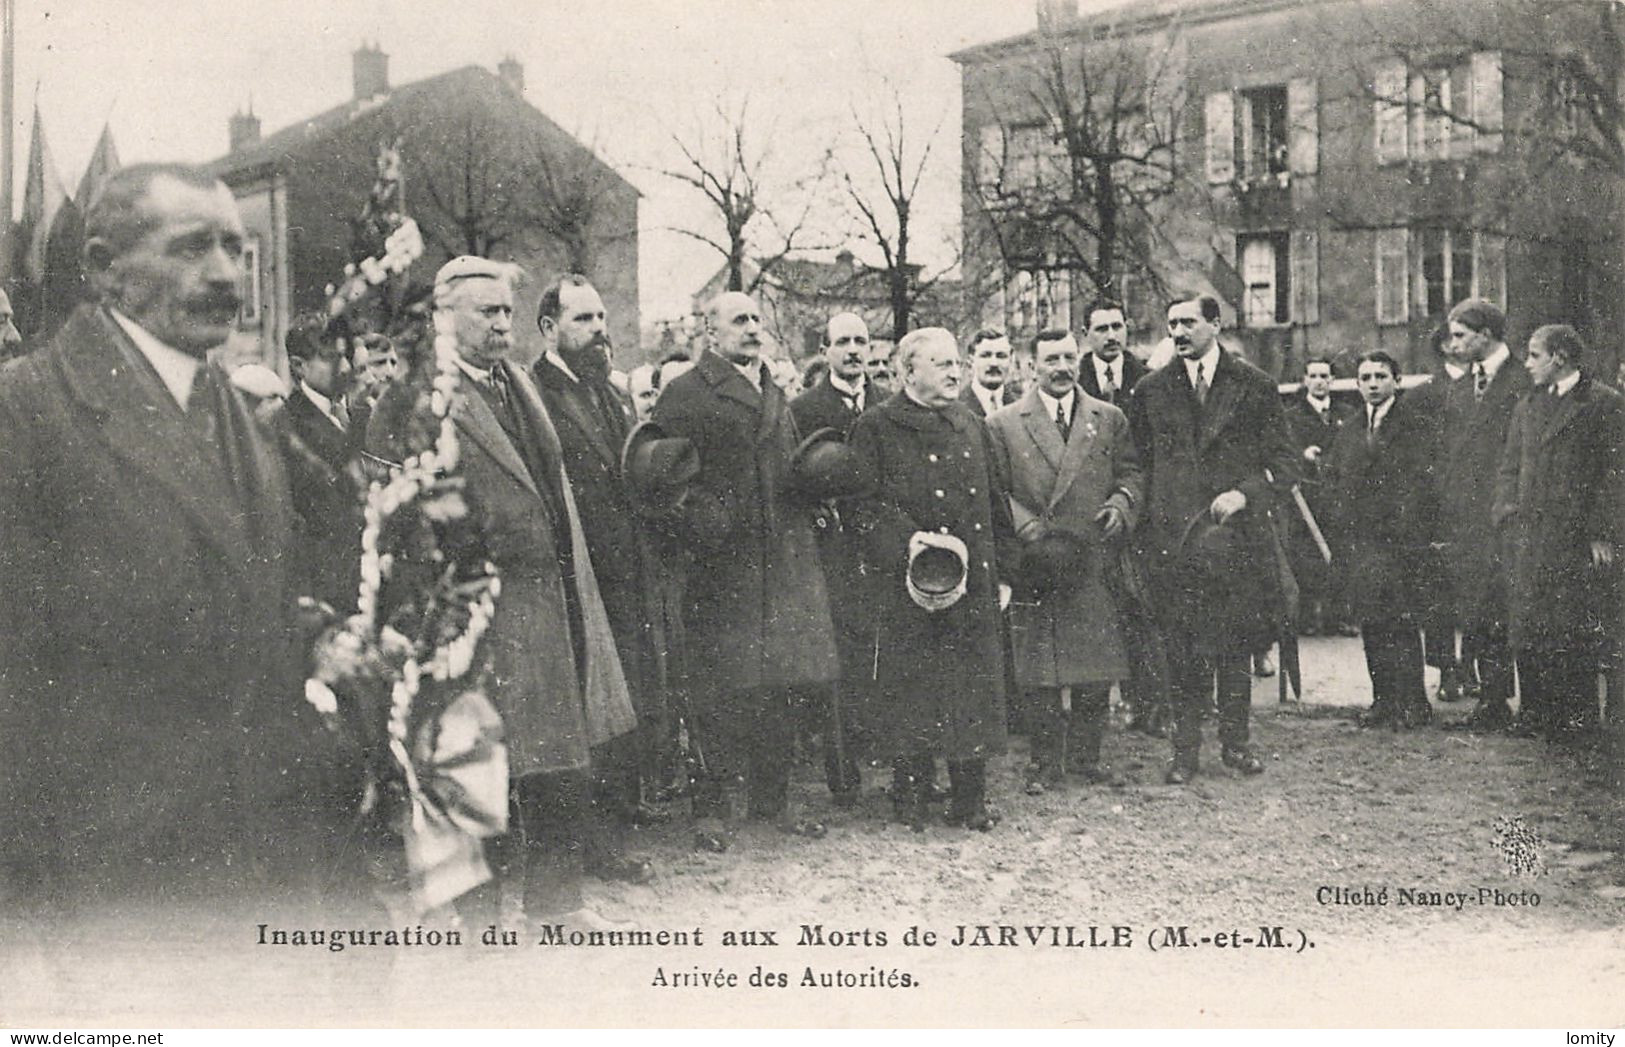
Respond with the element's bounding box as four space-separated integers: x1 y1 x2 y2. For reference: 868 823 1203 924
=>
9 0 1042 322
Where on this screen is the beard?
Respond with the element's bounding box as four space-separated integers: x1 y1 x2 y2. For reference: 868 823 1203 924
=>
561 336 613 383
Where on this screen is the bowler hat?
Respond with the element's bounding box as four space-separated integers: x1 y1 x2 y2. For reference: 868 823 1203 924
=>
791 427 861 499
621 421 700 517
1018 527 1092 598
906 531 969 613
1176 510 1247 588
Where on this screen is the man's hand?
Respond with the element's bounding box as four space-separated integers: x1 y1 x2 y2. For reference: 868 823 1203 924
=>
998 582 1012 611
1302 445 1322 463
1095 504 1127 539
1591 541 1616 569
1210 489 1247 523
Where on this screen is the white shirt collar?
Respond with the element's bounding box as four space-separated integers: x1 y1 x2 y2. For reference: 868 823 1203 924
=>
1037 387 1075 421
1183 344 1221 385
298 380 347 429
734 359 763 392
454 354 495 386
828 372 864 406
1367 397 1395 428
975 381 1002 414
1553 370 1581 397
1443 361 1467 381
110 308 201 411
1306 393 1331 412
1478 343 1510 381
545 350 580 384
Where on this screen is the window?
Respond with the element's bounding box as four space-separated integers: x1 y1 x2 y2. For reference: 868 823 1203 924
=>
1004 268 1072 333
1409 67 1456 162
1238 232 1290 326
1237 85 1289 180
1375 228 1409 326
238 236 262 326
1374 51 1500 165
1005 123 1066 193
1373 227 1507 325
1418 228 1474 319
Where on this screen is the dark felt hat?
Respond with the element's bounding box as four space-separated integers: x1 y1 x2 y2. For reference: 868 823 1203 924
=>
1018 527 1093 598
790 427 862 500
621 420 700 516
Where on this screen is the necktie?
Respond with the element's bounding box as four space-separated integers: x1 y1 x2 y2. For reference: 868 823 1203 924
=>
187 365 219 445
1055 399 1071 443
1473 363 1489 402
1367 406 1379 443
842 391 859 414
1193 362 1208 406
487 365 512 414
332 395 351 431
1101 364 1117 402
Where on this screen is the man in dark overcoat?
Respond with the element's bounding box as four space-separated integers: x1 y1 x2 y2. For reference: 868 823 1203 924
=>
1284 356 1356 635
0 164 361 923
1324 351 1435 729
846 327 1019 830
650 290 838 849
532 274 665 884
1493 325 1624 743
1126 293 1297 783
988 329 1143 792
960 328 1020 418
369 257 636 927
788 310 880 805
1440 298 1531 731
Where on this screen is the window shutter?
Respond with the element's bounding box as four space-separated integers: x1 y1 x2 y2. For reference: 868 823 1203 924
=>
1375 228 1409 326
1471 51 1503 153
1291 227 1320 324
1474 231 1507 309
981 262 1008 328
977 124 1004 190
1373 59 1408 165
1450 63 1475 159
1407 69 1427 162
1205 90 1235 184
1288 77 1319 175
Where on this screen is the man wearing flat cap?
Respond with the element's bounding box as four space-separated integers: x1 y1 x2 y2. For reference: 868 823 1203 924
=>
1126 293 1297 784
988 329 1144 795
1439 297 1530 732
846 326 1018 831
789 310 881 807
368 255 636 928
649 290 838 849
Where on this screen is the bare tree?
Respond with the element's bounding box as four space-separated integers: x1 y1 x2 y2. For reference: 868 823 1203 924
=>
417 113 528 258
662 98 834 295
524 134 636 275
840 86 945 340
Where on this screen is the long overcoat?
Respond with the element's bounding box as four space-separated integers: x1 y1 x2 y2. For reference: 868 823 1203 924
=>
0 305 361 906
845 394 1017 760
1438 357 1530 632
1398 367 1465 628
987 387 1143 687
1125 347 1298 654
368 362 635 780
650 351 837 704
1492 377 1625 656
1322 394 1435 624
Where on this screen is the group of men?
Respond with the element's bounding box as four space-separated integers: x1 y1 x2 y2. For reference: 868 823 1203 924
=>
2 160 1617 941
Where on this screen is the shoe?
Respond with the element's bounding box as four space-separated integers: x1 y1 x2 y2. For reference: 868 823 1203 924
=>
1459 700 1514 733
923 782 952 804
626 801 673 827
944 804 1000 831
1358 706 1398 729
777 817 828 840
540 907 628 933
1220 746 1264 775
588 854 656 885
1253 651 1277 677
691 826 730 853
1336 623 1362 637
1024 778 1048 796
1435 667 1467 703
1164 762 1196 785
1073 764 1127 788
830 789 861 810
1399 705 1433 730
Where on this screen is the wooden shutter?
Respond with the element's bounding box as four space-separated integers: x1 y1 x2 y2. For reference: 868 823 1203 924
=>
1474 231 1507 309
1471 51 1503 153
1205 90 1235 184
1291 227 1320 324
1288 77 1319 175
977 124 1004 190
1375 228 1409 326
1374 59 1408 165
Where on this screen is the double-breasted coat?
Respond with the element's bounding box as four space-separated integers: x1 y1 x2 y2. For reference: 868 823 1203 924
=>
0 306 361 906
1076 351 1148 406
650 351 838 710
845 394 1018 760
1126 348 1298 654
368 361 635 780
1438 356 1531 633
987 387 1143 687
1492 377 1625 657
1322 394 1435 624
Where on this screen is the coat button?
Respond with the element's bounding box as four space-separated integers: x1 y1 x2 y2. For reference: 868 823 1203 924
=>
929 453 939 462
969 487 977 494
934 489 945 498
974 523 983 531
963 451 971 459
939 526 950 534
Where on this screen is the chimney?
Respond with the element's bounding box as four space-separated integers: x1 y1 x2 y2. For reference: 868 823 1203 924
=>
352 42 389 101
498 55 525 97
835 248 856 271
228 105 261 152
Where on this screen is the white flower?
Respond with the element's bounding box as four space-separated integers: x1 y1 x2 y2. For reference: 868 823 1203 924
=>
304 678 340 716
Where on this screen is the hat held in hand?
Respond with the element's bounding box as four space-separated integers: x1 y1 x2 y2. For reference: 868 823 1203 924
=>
791 427 861 500
906 531 969 612
622 420 700 517
1018 527 1092 598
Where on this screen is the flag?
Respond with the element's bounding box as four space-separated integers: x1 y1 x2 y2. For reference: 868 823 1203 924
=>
16 104 67 285
33 124 120 336
76 122 121 207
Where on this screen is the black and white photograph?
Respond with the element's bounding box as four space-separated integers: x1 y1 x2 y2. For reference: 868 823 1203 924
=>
0 0 1622 1032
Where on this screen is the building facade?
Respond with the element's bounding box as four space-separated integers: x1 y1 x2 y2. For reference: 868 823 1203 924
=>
955 0 1624 378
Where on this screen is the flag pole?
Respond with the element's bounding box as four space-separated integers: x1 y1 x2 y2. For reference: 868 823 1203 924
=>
2 0 14 232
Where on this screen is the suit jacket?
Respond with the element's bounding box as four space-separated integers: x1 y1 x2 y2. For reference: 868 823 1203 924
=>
790 371 876 437
846 394 1017 759
1439 353 1531 630
367 362 635 778
987 387 1143 686
533 355 662 721
279 387 364 613
1493 377 1625 654
1076 351 1148 406
959 380 1018 419
1323 396 1434 623
0 305 360 906
651 350 837 700
1126 346 1298 652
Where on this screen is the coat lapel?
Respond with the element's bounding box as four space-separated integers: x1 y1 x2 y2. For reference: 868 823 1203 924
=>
697 350 763 417
1540 380 1591 444
1018 386 1065 473
1050 395 1105 510
454 376 539 496
535 358 621 468
55 308 252 572
1197 348 1244 450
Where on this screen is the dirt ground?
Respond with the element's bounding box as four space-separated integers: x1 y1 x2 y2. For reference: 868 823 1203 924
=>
6 635 1624 1028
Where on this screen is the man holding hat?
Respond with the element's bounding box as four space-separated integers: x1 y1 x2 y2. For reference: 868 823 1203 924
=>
987 329 1144 794
368 256 636 928
650 290 838 849
790 311 881 806
846 326 1018 830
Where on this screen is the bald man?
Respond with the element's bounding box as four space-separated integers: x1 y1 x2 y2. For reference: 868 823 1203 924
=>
650 291 838 849
0 288 23 359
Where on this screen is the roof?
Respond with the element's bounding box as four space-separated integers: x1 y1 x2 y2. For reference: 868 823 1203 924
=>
211 64 636 196
948 0 1314 63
